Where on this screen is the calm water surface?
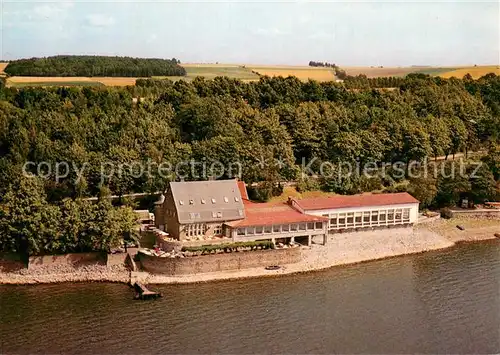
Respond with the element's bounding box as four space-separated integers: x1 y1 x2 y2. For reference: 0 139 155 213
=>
1 241 499 354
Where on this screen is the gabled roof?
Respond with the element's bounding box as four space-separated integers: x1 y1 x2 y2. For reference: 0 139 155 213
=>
237 180 249 200
169 179 245 224
291 192 419 211
225 202 327 228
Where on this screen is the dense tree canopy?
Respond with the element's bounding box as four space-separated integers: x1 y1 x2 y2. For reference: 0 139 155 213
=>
0 72 499 255
4 55 186 77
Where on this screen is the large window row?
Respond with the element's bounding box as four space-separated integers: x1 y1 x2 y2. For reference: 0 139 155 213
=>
236 222 324 237
325 208 411 229
186 223 207 237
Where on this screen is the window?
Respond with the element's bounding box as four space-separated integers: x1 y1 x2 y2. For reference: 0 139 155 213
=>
387 209 394 221
216 212 222 218
347 212 354 225
273 225 281 233
237 228 245 236
290 224 298 232
330 218 337 227
395 209 402 221
307 222 315 230
264 225 272 233
379 211 386 222
355 212 362 224
282 224 290 232
255 226 263 234
363 212 370 223
315 222 323 229
371 211 378 222
247 227 255 235
213 224 222 235
322 214 329 218
189 199 194 205
299 223 306 231
403 208 410 221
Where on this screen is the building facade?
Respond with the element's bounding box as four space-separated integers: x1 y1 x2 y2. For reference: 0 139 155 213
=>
154 179 246 241
154 179 419 245
289 193 419 232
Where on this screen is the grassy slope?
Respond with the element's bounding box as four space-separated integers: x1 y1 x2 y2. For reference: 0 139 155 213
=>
184 64 260 80
249 65 335 81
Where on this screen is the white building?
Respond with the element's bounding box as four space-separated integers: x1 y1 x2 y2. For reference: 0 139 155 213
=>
289 192 419 232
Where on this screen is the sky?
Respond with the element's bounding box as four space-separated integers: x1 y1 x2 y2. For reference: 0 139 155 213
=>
1 0 499 66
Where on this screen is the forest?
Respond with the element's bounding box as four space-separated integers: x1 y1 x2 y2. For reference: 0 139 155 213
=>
3 55 186 77
0 73 499 256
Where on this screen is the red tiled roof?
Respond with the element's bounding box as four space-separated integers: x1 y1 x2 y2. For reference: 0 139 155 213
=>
237 180 249 200
226 202 327 228
292 192 419 211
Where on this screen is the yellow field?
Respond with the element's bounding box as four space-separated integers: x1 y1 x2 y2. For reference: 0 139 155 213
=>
439 66 500 79
94 77 138 86
249 65 335 81
342 65 500 79
0 63 8 75
343 66 430 78
4 63 499 87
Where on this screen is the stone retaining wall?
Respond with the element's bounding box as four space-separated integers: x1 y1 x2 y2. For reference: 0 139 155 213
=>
28 253 107 270
137 248 302 275
0 254 26 273
106 253 129 267
449 209 500 219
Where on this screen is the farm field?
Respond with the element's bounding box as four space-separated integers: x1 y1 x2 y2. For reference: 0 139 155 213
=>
248 65 335 81
9 81 104 88
3 63 499 87
6 76 136 87
183 64 260 80
0 63 8 76
4 64 259 87
342 65 499 79
342 66 451 78
438 65 500 79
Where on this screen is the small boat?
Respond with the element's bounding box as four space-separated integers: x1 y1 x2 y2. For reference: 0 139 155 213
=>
265 265 281 270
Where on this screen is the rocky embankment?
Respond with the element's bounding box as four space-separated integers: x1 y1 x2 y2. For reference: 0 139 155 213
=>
1 218 498 285
0 264 130 285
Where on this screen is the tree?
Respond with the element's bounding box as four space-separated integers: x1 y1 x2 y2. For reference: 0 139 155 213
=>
0 175 61 255
407 176 438 208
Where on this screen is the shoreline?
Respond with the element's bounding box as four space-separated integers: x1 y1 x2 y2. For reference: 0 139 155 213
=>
1 219 498 286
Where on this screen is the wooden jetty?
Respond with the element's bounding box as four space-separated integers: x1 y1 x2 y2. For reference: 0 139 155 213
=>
133 282 162 300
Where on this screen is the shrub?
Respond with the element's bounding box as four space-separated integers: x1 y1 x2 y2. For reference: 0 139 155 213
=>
181 240 275 255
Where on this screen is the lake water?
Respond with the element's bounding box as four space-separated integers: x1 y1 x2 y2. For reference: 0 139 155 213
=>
1 240 499 354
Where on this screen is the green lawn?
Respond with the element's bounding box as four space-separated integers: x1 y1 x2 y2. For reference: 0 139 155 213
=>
414 67 456 76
